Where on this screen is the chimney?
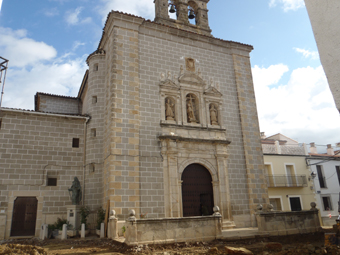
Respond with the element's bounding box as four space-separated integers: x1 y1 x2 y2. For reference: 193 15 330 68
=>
310 142 317 154
260 132 266 139
275 140 281 154
327 144 335 156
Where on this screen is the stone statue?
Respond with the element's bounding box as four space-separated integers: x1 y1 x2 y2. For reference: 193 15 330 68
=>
210 104 218 125
165 98 175 121
68 177 82 205
187 101 196 123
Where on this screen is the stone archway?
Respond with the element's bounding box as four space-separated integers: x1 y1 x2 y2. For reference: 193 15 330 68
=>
181 163 214 217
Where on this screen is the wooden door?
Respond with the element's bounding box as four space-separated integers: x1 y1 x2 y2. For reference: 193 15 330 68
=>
181 164 214 217
11 197 38 236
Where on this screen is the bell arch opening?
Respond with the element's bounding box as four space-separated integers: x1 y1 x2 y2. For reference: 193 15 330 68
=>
181 163 214 217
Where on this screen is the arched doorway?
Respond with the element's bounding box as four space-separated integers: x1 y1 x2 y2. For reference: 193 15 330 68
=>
181 164 214 217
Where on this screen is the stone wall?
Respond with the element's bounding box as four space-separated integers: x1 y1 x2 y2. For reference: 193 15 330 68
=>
124 215 222 245
35 93 81 115
256 210 321 236
0 109 86 238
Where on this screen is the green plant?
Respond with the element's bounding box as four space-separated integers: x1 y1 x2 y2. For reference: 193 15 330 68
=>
96 206 106 230
49 217 72 231
140 212 148 219
79 206 90 230
122 226 126 234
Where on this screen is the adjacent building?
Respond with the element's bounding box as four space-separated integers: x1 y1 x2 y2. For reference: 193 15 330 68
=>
261 133 315 212
308 143 340 226
304 0 340 112
0 0 269 238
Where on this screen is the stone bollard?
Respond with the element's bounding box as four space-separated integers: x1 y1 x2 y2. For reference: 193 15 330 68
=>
108 210 118 239
212 206 222 239
125 209 138 245
40 224 48 240
61 224 67 240
81 223 85 239
100 222 105 238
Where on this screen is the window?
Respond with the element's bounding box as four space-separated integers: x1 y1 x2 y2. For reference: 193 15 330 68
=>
336 166 340 185
94 63 98 71
269 198 282 211
47 178 57 186
265 164 274 187
90 163 95 173
91 128 96 137
72 138 80 148
316 165 327 188
322 196 332 211
92 96 97 104
0 119 2 129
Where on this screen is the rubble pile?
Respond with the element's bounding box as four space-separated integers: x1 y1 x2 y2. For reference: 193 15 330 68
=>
0 243 47 255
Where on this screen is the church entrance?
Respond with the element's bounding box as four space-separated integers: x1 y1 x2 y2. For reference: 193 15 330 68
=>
181 164 214 217
10 197 38 236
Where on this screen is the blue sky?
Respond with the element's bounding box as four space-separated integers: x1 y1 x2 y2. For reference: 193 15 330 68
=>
0 0 339 147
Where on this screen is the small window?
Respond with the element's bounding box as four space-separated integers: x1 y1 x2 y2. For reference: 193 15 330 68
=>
90 163 95 172
91 128 96 137
72 138 80 148
0 119 2 129
92 96 97 104
322 196 332 211
47 178 57 186
94 63 98 71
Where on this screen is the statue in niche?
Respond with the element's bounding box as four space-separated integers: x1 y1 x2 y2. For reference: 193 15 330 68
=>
165 98 175 121
210 104 218 125
186 94 198 123
68 177 82 205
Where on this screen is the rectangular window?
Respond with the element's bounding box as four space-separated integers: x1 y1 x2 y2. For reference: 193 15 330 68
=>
91 128 96 137
94 63 98 71
0 119 2 129
72 138 80 148
289 197 302 211
265 164 274 187
47 178 57 186
92 96 97 104
322 196 332 211
316 165 327 188
336 166 340 185
269 198 282 211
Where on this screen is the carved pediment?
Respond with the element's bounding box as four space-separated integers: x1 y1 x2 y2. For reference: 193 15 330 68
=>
159 79 180 90
178 72 206 86
204 86 222 97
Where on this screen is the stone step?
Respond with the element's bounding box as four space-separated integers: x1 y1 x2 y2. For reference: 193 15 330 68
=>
222 221 236 229
222 227 259 239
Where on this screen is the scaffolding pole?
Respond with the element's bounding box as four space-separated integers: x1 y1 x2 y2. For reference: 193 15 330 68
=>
0 56 9 108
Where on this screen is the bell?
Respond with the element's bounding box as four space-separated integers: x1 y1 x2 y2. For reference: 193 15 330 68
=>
188 9 195 19
169 4 176 13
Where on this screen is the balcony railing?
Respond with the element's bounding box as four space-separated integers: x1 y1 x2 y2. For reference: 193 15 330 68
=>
266 175 308 188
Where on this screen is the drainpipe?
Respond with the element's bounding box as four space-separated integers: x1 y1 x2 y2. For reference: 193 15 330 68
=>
82 117 91 205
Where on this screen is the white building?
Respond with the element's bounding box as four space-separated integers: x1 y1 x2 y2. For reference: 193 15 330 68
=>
308 143 340 226
304 0 340 112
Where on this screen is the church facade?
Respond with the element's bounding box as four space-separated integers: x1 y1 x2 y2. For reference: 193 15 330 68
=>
0 0 268 238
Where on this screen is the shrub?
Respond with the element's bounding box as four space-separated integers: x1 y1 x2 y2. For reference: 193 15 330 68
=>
96 207 106 230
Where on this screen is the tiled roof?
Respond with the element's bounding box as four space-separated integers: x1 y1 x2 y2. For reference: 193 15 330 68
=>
1 107 88 117
35 92 78 99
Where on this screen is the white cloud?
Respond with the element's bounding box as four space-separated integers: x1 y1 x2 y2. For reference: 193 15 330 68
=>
0 27 87 110
253 64 340 144
65 7 92 25
269 0 305 12
43 7 59 17
0 0 3 12
294 48 319 60
0 27 57 68
98 0 154 23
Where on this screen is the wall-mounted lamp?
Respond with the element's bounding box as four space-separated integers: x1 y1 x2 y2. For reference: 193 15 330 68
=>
309 171 316 181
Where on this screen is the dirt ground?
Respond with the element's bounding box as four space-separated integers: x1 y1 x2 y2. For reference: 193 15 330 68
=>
0 232 337 255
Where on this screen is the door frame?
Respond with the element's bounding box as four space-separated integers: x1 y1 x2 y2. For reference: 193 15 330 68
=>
6 191 44 238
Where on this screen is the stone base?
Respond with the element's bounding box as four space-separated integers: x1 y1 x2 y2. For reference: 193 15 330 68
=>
66 205 81 231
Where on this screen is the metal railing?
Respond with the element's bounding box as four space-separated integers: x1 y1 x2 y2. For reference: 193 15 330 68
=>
266 175 308 187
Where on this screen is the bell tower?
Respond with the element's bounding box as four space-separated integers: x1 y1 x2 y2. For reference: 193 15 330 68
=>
154 0 212 36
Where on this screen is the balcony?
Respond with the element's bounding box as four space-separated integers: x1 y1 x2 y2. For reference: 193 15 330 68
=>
266 175 308 188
